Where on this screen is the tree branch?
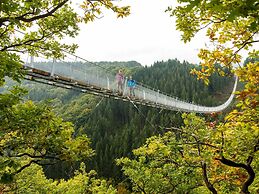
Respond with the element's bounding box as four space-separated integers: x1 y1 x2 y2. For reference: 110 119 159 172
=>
215 156 255 194
0 0 68 27
15 9 37 20
1 34 46 52
234 33 258 57
14 152 61 161
14 160 37 174
201 18 227 24
201 162 217 194
136 182 147 194
225 33 259 67
15 0 67 24
198 21 213 31
0 25 9 38
220 131 224 151
178 141 218 149
1 29 61 52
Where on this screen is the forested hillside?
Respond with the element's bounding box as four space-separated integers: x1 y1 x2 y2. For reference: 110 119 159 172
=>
24 59 234 182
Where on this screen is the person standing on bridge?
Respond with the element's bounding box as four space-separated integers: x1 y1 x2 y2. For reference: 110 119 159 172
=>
116 69 124 95
127 76 136 97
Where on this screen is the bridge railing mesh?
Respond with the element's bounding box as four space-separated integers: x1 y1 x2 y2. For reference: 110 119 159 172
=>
23 53 237 113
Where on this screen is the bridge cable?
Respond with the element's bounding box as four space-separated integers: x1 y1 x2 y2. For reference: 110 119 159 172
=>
127 97 154 128
128 98 184 135
127 97 162 133
12 28 183 104
73 97 104 137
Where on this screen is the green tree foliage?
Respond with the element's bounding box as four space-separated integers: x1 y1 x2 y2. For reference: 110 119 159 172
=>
117 114 213 193
0 87 94 183
168 0 258 83
168 1 259 193
118 110 258 193
1 163 116 193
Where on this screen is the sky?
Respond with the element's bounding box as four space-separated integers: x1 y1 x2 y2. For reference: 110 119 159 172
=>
71 0 208 66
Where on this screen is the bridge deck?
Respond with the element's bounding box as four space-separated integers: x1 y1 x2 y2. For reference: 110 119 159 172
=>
23 65 237 113
24 67 172 110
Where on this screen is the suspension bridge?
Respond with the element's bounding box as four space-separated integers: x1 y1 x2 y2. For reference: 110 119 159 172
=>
23 52 238 113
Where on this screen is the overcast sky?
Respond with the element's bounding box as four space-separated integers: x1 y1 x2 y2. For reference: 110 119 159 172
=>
71 0 208 66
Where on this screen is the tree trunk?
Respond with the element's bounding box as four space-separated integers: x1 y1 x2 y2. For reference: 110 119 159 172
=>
216 156 255 194
201 162 217 194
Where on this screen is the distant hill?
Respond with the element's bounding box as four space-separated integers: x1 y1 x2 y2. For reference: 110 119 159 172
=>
96 61 142 68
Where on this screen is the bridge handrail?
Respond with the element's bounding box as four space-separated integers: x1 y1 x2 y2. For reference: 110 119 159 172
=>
24 52 238 113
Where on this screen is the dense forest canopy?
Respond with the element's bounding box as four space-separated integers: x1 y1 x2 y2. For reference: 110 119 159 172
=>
0 0 258 193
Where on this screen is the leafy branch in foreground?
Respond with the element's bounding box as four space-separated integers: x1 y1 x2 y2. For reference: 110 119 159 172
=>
168 0 259 83
0 87 94 183
1 163 116 193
